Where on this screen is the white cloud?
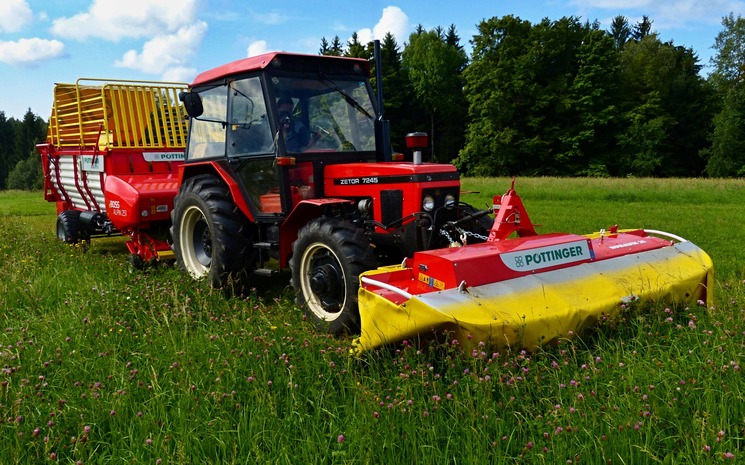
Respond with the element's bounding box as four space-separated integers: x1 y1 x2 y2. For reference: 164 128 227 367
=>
0 0 33 33
114 21 207 80
51 0 200 41
161 66 198 83
0 38 65 66
357 6 410 44
570 0 745 28
247 40 270 57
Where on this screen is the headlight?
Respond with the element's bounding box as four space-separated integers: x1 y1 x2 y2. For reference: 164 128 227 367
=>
422 195 435 212
444 193 456 209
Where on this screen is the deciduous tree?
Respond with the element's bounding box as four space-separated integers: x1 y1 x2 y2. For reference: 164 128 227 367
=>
402 25 468 162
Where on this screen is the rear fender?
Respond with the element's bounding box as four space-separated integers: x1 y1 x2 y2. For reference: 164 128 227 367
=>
279 198 355 267
177 161 255 223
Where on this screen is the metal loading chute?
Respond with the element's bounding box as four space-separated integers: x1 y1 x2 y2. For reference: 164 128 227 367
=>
353 185 714 353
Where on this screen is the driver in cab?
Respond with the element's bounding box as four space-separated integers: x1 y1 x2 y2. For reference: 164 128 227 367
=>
277 97 310 152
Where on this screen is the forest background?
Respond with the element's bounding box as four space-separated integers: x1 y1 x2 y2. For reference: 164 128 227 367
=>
3 12 745 190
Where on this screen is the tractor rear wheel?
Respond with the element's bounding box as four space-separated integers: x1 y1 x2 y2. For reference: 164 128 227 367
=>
171 174 256 290
56 211 85 243
290 218 376 335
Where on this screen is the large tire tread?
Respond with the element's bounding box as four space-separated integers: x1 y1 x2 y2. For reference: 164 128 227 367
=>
290 218 376 334
171 174 257 291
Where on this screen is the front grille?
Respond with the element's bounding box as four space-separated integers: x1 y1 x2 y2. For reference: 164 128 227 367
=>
381 190 403 226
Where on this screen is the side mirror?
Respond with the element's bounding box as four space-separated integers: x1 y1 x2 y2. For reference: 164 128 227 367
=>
179 91 204 118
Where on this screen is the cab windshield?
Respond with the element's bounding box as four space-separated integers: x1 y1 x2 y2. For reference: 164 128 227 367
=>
272 75 377 153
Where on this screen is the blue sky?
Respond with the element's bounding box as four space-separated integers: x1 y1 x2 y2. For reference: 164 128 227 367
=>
1 0 743 120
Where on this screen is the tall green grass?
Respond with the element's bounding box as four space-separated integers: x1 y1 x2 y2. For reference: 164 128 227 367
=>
0 182 743 464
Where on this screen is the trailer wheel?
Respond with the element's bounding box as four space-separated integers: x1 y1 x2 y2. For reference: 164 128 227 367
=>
56 211 84 243
171 175 256 290
290 218 376 334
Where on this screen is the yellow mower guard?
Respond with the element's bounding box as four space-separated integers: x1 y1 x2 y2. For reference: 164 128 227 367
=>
354 238 713 353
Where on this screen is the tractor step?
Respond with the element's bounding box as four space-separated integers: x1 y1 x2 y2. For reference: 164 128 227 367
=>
255 268 279 277
254 241 278 250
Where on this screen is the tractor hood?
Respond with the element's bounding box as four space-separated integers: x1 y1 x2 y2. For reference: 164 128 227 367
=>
323 162 459 197
323 162 461 231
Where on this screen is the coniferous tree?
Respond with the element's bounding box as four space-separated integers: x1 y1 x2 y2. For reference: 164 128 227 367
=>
346 32 370 59
610 16 632 49
319 37 331 55
0 111 16 189
632 16 653 41
329 36 344 56
0 109 46 189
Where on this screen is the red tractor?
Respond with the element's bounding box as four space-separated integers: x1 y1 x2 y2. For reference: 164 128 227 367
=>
171 50 491 333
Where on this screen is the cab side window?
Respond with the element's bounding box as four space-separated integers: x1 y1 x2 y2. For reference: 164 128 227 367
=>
227 77 273 156
186 86 226 160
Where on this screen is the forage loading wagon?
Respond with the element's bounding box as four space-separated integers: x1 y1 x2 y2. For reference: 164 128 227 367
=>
38 78 189 267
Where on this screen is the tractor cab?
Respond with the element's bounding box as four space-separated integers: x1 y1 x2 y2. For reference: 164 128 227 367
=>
180 53 380 217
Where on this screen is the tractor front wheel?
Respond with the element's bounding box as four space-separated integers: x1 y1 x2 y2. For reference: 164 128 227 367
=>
171 174 256 290
290 218 376 334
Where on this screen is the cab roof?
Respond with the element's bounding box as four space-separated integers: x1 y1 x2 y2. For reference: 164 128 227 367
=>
191 52 370 87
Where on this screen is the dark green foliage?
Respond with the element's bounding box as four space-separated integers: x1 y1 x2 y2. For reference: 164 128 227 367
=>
455 15 535 176
616 37 713 176
704 82 745 176
346 32 370 59
7 12 745 186
455 15 715 177
562 29 622 176
632 15 654 41
0 112 16 189
7 152 43 190
374 33 420 153
319 36 344 56
402 25 468 162
0 109 47 189
610 15 631 49
706 13 745 176
457 16 617 176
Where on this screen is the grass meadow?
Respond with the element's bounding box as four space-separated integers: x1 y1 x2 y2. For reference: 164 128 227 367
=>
0 177 743 464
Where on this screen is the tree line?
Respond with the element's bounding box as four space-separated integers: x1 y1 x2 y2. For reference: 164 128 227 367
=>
3 13 745 190
0 110 46 190
322 13 745 178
